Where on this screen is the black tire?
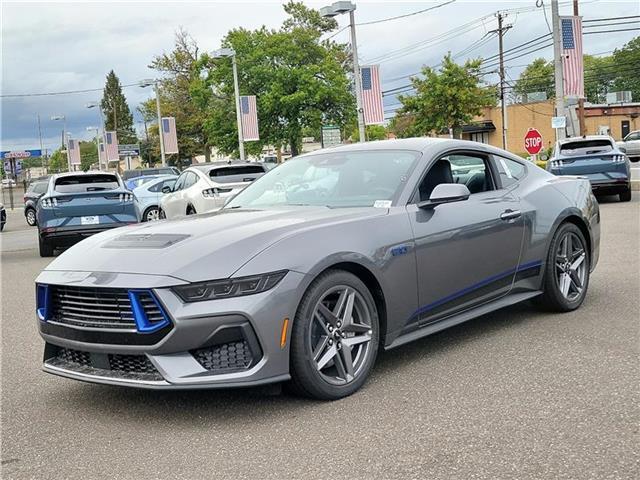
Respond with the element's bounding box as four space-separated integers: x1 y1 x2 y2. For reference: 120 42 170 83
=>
38 236 54 257
289 270 380 400
619 188 632 202
25 208 37 226
536 222 590 312
142 206 160 222
186 205 196 215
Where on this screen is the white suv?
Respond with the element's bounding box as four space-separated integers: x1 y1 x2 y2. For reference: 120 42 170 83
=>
159 163 266 219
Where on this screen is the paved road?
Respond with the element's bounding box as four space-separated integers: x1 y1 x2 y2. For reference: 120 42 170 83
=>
1 198 638 479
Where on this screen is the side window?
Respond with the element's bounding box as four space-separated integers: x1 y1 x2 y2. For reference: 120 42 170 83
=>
626 132 640 141
416 152 494 202
173 172 188 191
494 156 526 188
183 172 199 189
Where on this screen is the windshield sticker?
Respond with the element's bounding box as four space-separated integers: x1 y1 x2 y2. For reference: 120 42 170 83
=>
373 200 392 208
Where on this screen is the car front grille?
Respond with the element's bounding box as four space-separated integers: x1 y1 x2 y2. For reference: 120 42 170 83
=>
49 285 165 330
191 340 255 374
53 347 163 381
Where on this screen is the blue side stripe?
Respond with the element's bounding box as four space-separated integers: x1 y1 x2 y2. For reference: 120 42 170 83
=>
410 260 543 320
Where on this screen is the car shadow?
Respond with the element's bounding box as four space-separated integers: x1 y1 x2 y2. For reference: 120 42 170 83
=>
58 300 549 424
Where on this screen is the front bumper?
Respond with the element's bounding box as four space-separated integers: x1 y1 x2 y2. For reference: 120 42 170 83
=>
37 270 305 389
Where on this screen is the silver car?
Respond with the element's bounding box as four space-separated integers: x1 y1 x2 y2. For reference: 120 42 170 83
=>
617 130 640 162
35 138 600 400
132 175 177 222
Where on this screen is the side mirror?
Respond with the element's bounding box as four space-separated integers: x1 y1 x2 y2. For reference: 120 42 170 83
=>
161 185 172 194
618 146 627 154
418 183 470 209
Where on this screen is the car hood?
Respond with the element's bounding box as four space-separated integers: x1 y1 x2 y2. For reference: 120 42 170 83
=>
44 206 387 283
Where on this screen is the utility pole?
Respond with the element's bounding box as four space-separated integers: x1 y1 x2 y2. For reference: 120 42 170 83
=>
349 9 366 143
154 82 166 167
37 114 45 171
552 0 566 141
492 12 511 150
574 0 586 136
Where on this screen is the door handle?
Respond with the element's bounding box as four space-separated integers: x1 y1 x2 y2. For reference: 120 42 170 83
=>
500 209 522 221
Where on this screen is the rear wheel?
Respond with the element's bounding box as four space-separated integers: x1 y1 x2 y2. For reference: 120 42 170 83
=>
38 236 54 257
537 223 589 312
25 208 37 226
143 206 160 222
186 205 197 215
619 187 632 202
289 270 379 400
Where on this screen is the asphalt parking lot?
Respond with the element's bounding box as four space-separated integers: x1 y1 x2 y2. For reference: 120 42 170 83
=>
1 198 638 480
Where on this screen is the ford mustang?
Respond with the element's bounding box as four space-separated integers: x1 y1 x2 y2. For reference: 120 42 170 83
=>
35 138 600 400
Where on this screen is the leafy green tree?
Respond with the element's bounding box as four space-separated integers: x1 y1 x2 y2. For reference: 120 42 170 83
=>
101 70 137 144
583 54 615 103
514 58 554 101
388 113 417 139
79 141 98 171
611 36 640 101
142 29 211 163
351 124 387 142
194 1 354 157
398 54 496 138
47 148 68 173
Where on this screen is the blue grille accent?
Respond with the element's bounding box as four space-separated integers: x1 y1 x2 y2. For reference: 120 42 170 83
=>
128 290 171 333
36 284 51 321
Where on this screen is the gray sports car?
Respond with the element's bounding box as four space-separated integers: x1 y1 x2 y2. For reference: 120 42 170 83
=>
36 138 600 400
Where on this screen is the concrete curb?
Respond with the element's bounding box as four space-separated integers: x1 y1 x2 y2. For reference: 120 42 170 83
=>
632 180 640 191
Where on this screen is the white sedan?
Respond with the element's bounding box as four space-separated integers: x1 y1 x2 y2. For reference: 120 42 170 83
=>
159 162 267 219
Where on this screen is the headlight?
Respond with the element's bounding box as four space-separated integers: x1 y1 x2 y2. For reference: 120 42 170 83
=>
172 270 288 302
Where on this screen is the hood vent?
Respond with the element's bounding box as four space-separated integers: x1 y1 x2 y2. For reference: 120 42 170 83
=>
103 233 191 249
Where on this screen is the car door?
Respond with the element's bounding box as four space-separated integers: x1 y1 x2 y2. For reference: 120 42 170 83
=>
406 150 525 328
162 172 187 218
180 171 200 213
623 131 640 157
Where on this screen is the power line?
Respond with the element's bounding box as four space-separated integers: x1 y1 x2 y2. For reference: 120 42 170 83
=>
1 82 142 99
356 0 457 26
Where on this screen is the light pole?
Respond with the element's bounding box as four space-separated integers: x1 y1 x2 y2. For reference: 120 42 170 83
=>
321 1 365 143
140 79 166 167
212 48 245 161
86 102 105 170
51 115 68 168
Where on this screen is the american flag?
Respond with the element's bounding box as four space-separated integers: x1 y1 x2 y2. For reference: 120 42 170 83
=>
361 65 384 125
240 95 259 141
561 16 584 98
67 138 81 165
162 117 179 154
105 131 119 162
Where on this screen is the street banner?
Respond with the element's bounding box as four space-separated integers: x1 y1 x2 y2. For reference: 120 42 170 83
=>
161 117 179 154
105 131 119 162
240 95 259 141
98 141 106 165
560 16 584 98
67 138 81 166
361 65 384 125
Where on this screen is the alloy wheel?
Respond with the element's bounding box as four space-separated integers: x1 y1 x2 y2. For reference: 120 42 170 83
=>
555 231 587 301
309 285 373 385
26 209 36 226
145 208 160 222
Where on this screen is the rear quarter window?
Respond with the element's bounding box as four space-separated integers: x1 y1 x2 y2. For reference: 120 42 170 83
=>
54 174 120 193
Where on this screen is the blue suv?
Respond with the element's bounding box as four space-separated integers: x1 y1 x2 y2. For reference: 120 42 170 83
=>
547 135 632 202
36 171 138 257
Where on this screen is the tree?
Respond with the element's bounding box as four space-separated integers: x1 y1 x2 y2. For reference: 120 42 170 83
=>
388 113 417 139
47 148 68 173
143 29 211 163
513 58 554 101
610 36 640 101
101 70 137 144
397 54 496 138
583 54 615 103
194 1 354 157
79 141 98 171
351 124 387 142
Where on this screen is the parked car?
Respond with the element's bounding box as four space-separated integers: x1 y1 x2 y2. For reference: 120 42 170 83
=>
617 130 640 162
122 167 180 181
125 175 163 191
36 171 138 257
159 162 266 219
133 175 177 222
0 202 5 231
23 180 49 226
547 135 632 202
35 138 600 400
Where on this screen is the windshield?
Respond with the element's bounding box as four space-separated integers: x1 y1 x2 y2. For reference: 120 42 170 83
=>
225 150 419 209
560 139 613 156
54 174 120 193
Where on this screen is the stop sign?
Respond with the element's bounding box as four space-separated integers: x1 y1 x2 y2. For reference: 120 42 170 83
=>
524 128 543 155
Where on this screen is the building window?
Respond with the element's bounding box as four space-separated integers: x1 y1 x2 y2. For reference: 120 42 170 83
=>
470 132 489 144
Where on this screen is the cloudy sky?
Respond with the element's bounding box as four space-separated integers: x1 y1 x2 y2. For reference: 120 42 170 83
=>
1 0 638 154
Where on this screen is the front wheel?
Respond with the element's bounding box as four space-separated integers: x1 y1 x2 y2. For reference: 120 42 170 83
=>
143 206 160 222
25 208 37 226
289 270 379 400
537 223 590 312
